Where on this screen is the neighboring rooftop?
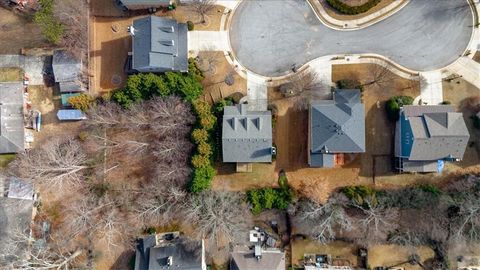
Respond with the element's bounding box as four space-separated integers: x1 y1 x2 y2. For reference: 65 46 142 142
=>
0 82 25 154
119 0 171 10
52 50 82 83
230 246 285 270
131 16 188 73
222 103 273 163
309 89 365 167
135 232 205 270
395 105 470 173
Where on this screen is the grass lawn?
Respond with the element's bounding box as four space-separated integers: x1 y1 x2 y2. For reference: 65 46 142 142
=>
0 67 24 82
0 154 16 168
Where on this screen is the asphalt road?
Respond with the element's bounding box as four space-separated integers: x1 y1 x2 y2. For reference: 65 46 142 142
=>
229 0 473 77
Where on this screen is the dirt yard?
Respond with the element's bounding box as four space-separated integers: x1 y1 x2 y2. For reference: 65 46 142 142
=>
212 162 277 191
320 0 396 20
442 78 480 173
291 239 358 267
197 51 247 104
171 4 224 31
368 244 435 270
27 85 82 146
0 7 49 54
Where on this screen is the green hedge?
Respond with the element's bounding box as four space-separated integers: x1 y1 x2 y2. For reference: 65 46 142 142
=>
112 58 204 108
246 174 293 215
326 0 381 15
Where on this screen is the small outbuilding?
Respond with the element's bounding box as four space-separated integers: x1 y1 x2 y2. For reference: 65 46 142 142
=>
57 109 87 121
52 50 82 83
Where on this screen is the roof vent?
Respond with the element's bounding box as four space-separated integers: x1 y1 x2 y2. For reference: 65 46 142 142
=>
160 39 174 46
160 26 175 33
254 117 262 130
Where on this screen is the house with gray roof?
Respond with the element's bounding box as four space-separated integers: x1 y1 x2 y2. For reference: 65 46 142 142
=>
230 247 285 270
130 16 188 73
222 104 273 163
52 50 82 83
134 232 206 270
0 82 25 154
119 0 171 10
395 105 470 173
309 89 365 168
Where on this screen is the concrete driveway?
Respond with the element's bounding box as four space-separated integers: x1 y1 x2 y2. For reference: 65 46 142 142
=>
230 0 473 77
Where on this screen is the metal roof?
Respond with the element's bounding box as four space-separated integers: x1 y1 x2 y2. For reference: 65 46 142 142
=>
57 109 87 121
309 89 365 167
0 82 25 154
397 105 470 161
52 50 82 83
132 16 188 73
222 104 272 163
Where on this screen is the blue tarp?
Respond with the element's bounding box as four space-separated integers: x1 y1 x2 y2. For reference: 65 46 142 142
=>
57 109 86 121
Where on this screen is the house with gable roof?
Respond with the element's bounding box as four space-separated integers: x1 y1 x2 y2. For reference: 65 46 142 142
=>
395 105 470 173
222 104 273 164
0 82 25 154
129 16 188 73
309 89 365 167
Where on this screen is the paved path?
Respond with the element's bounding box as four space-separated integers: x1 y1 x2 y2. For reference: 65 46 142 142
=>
418 71 443 105
246 72 268 111
188 31 229 52
230 0 473 77
0 55 50 85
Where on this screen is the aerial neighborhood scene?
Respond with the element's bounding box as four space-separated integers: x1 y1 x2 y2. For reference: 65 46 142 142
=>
1 0 480 269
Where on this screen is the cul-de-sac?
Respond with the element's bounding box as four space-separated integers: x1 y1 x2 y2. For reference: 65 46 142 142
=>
0 0 480 269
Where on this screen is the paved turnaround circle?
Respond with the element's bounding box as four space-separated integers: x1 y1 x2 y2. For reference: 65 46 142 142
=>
229 0 473 77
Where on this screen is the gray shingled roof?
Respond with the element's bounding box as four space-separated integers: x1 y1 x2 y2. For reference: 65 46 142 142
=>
59 81 85 93
222 104 272 163
120 0 170 8
132 16 188 73
0 197 33 261
135 235 203 270
399 105 469 161
309 89 365 167
52 50 82 83
310 153 335 168
230 248 285 270
0 82 25 154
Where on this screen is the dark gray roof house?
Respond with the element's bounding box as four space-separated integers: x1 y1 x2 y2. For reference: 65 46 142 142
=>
52 50 82 83
134 232 206 270
119 0 171 10
131 16 188 73
309 89 365 167
395 105 470 173
222 104 273 163
0 82 25 154
230 246 285 270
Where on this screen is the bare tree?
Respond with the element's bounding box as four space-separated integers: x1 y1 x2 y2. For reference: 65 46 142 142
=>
291 195 352 244
190 0 216 23
353 197 399 245
363 63 396 89
9 138 88 190
54 0 88 60
182 191 252 252
450 192 480 242
197 52 219 75
86 102 123 127
0 226 84 270
279 70 329 110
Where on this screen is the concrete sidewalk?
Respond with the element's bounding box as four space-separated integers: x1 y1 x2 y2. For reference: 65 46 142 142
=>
446 57 480 90
418 71 443 105
188 31 229 52
246 72 268 111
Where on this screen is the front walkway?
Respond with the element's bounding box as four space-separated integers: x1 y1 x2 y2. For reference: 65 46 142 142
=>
418 71 443 105
246 71 268 111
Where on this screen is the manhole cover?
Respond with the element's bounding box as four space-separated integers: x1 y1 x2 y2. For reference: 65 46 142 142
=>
111 74 122 86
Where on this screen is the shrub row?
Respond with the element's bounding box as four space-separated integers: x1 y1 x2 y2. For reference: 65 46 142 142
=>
247 174 294 215
112 58 204 108
189 100 217 193
325 0 381 15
